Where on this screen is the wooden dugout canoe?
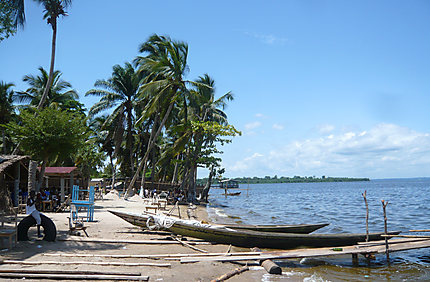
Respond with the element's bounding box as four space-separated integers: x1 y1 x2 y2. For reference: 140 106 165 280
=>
109 210 400 249
108 210 327 234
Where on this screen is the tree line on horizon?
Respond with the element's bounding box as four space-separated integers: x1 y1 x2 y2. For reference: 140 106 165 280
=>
197 175 370 185
0 1 240 203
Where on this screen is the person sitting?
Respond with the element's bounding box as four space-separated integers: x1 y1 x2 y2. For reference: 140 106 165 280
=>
26 190 43 238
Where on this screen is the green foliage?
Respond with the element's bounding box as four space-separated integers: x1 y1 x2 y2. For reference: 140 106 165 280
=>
0 0 17 41
5 107 87 162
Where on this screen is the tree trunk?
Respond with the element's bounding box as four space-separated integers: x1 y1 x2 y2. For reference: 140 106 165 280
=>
126 104 134 176
38 20 57 110
27 160 38 193
2 128 5 154
37 157 49 192
171 154 180 184
201 165 215 202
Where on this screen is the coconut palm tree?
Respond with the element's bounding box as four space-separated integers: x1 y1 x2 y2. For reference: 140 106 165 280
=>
0 81 17 154
126 34 192 195
35 0 72 110
16 66 82 112
86 62 142 178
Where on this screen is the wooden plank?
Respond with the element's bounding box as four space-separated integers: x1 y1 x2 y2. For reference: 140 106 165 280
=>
0 273 149 280
381 235 430 239
1 260 171 267
43 251 265 259
180 239 430 263
357 238 430 247
57 238 211 245
409 230 430 232
0 269 142 276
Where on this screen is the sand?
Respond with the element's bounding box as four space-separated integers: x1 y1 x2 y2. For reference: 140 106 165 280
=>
0 196 280 281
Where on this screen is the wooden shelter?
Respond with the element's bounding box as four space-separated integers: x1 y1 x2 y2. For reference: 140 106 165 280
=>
0 155 31 210
40 167 83 203
219 179 239 189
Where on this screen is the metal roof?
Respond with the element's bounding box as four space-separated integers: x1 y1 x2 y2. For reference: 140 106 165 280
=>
43 167 78 174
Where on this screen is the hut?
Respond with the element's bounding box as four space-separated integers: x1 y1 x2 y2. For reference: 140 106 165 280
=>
219 179 239 189
40 167 83 203
0 155 31 211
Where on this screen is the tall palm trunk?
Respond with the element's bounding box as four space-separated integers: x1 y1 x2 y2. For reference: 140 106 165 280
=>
125 101 175 197
2 129 6 154
27 160 38 193
38 19 57 110
171 154 181 184
126 103 134 175
37 157 49 192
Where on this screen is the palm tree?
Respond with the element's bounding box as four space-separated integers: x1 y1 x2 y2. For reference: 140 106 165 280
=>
0 81 17 154
126 34 191 196
16 66 82 112
10 0 72 108
35 0 72 110
86 62 142 178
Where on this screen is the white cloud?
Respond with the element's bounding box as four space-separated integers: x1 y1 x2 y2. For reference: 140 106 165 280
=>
272 123 284 130
244 32 288 45
244 121 262 130
318 124 335 134
225 123 430 178
255 113 266 118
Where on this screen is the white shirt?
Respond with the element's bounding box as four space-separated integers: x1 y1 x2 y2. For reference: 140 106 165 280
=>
26 198 37 214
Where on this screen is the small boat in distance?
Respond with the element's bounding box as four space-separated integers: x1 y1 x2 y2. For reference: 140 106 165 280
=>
221 192 241 196
109 211 400 249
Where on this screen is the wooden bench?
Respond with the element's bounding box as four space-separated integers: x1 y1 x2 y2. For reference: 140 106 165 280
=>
0 208 18 250
144 205 158 213
157 199 168 210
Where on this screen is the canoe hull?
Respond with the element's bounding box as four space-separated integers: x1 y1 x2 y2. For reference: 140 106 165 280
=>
109 210 400 249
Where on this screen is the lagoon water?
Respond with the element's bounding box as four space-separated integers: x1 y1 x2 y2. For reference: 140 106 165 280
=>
207 179 430 281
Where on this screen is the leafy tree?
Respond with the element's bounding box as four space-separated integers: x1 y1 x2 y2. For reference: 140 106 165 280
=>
0 81 17 153
16 67 83 112
126 34 192 195
34 0 72 111
0 0 17 41
5 107 87 189
86 62 142 177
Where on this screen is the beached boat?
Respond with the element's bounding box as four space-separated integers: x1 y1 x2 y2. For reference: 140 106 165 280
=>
109 210 400 249
109 210 327 234
222 223 329 233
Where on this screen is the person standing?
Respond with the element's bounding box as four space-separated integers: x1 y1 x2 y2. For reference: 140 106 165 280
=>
26 191 42 238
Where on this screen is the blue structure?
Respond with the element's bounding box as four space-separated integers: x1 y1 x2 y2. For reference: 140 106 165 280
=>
71 185 95 222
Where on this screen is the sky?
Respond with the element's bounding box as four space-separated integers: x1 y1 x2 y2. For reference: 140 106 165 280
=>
1 0 430 179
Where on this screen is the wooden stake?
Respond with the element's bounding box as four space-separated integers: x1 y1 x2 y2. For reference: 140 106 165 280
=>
362 190 369 242
211 265 249 282
381 199 389 262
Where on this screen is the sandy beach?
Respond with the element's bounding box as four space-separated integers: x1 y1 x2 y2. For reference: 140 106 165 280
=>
0 193 282 281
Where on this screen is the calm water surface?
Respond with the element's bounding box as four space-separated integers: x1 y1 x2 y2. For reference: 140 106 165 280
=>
207 179 430 281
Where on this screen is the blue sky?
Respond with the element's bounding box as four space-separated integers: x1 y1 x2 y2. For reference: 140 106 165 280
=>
1 0 430 179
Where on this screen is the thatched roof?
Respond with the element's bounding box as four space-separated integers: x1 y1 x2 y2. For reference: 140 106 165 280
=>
0 155 30 174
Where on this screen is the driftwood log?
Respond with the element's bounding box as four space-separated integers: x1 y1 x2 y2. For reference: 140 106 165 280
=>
251 247 282 274
210 265 249 282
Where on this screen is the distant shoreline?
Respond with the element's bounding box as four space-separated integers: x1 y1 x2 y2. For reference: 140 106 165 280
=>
198 176 370 185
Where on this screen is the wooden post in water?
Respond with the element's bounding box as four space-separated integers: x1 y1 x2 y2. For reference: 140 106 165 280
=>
382 199 390 262
362 190 369 242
